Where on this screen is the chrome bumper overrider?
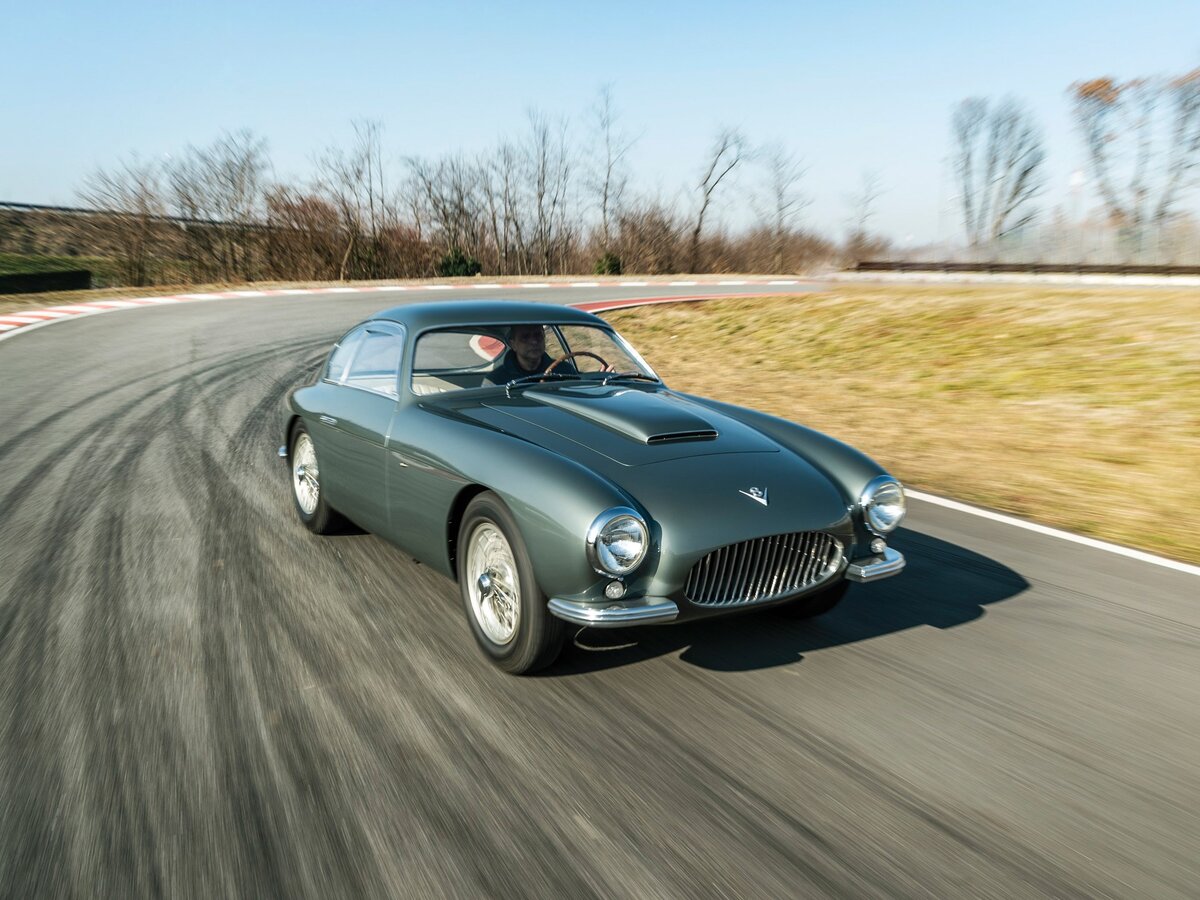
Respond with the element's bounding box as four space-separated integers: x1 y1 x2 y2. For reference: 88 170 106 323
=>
844 547 905 583
548 597 680 628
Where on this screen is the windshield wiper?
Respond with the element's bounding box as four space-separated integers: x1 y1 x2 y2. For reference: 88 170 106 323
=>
503 371 586 396
600 371 661 385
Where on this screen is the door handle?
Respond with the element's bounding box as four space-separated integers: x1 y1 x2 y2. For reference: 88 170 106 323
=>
319 415 338 426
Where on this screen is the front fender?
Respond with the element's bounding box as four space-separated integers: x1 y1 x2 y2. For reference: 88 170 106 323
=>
401 407 644 599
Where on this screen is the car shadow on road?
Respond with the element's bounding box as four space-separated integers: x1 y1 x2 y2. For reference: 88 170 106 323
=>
551 528 1030 675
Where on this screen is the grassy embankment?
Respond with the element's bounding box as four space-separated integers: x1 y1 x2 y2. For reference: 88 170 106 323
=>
605 285 1200 563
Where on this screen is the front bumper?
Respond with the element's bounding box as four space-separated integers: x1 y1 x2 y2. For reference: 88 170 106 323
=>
844 547 905 582
547 596 680 628
551 547 905 627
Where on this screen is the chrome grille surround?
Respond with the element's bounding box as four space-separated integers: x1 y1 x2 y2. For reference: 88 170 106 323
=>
683 532 843 607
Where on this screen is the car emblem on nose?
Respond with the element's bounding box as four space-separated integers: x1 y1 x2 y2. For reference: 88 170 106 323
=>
739 486 768 506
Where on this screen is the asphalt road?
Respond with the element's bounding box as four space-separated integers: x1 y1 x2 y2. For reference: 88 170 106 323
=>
1 285 1197 899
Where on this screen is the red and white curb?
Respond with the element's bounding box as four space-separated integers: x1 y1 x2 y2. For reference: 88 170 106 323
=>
0 280 809 343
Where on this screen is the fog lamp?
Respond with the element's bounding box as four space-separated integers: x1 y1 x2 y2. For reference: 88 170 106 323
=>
605 580 627 600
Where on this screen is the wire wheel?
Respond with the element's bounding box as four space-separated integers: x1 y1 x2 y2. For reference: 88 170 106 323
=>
464 521 522 645
292 432 320 515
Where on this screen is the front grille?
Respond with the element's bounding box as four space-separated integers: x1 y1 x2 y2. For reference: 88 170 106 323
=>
684 532 843 607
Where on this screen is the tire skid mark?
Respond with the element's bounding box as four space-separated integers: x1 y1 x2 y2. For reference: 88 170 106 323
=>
0 339 326 522
0 340 325 896
0 336 322 463
165 362 387 897
0 359 176 896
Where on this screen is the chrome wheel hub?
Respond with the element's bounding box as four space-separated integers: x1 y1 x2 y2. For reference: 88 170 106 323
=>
465 522 520 645
292 433 320 515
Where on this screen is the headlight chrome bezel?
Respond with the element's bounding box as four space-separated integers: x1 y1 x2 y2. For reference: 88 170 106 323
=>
586 507 649 577
860 476 906 536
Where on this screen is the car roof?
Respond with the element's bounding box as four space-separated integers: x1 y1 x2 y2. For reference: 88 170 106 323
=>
371 299 608 331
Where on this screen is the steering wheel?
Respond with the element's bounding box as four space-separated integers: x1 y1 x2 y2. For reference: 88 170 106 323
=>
543 351 611 379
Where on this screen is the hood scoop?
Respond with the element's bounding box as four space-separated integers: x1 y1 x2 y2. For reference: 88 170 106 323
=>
528 386 719 445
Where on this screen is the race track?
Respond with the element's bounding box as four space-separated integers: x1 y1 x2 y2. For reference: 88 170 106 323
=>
1 284 1197 899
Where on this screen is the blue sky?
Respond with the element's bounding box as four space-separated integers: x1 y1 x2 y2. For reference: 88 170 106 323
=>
3 0 1198 243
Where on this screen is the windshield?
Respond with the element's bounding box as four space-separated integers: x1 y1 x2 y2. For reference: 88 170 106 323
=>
410 323 659 395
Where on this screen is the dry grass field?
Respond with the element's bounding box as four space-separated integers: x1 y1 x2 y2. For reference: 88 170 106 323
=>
605 285 1200 563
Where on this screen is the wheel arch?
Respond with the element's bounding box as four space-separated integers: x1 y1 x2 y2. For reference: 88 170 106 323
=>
446 483 493 580
284 413 304 460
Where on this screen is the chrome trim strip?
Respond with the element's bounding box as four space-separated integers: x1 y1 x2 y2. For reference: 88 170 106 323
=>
547 597 679 628
845 547 906 583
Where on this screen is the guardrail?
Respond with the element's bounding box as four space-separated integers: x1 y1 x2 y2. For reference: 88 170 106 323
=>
853 261 1200 276
0 270 92 295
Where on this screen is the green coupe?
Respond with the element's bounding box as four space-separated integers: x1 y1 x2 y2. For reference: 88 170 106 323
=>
282 301 906 674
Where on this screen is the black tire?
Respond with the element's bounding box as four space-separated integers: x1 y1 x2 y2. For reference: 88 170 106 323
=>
457 492 565 675
777 579 850 619
288 420 338 535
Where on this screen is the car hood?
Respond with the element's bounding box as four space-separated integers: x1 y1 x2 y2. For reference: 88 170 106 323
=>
466 383 777 466
444 384 852 548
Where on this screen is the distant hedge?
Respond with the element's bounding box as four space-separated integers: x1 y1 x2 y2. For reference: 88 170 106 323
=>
0 270 92 294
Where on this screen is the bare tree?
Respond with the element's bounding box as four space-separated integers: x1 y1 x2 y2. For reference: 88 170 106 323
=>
407 153 486 266
77 156 168 286
690 128 745 272
952 97 1046 251
844 170 887 263
479 141 527 275
1071 69 1200 255
524 110 574 276
316 121 399 279
587 85 635 254
168 130 270 280
753 142 808 271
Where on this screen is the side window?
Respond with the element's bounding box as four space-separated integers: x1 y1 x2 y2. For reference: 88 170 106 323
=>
345 328 404 398
325 327 367 383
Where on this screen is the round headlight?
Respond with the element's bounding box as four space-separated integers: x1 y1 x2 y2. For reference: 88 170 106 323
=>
861 476 906 535
586 508 648 576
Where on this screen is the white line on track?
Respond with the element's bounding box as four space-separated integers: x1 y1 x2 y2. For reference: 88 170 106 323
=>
472 284 502 289
0 315 56 324
669 280 698 286
909 490 1200 576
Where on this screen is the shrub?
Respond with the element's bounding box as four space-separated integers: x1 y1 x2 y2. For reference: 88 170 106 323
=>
436 247 482 277
593 252 622 275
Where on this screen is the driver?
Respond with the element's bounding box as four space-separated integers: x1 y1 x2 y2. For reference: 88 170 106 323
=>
486 324 577 384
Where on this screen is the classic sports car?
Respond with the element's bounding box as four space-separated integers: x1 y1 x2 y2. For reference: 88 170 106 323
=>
282 300 906 674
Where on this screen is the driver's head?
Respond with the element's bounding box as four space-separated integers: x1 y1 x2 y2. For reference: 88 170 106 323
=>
508 324 546 372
